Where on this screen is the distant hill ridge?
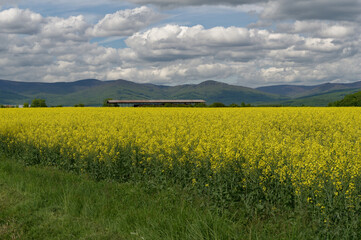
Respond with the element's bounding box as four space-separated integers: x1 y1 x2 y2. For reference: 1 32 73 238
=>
1 78 361 106
257 81 361 98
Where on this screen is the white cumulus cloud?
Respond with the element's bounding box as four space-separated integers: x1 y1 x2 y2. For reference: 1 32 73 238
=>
125 24 305 62
1 4 361 87
0 8 43 34
41 15 90 41
88 6 163 37
277 20 356 39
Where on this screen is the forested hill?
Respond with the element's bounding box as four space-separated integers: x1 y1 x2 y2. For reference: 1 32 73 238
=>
1 78 361 106
329 91 361 106
0 79 282 106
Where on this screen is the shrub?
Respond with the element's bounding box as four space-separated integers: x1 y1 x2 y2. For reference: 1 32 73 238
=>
209 102 226 107
31 98 47 107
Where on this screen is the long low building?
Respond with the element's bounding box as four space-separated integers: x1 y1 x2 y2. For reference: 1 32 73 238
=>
107 99 206 106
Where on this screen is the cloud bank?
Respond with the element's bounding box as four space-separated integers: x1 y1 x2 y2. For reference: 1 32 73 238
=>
126 0 267 8
0 1 360 87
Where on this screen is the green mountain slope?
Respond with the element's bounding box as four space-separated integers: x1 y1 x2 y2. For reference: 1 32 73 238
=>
2 78 361 106
0 90 28 104
329 91 361 106
166 81 285 104
276 88 361 106
256 85 315 97
257 81 361 98
0 79 284 106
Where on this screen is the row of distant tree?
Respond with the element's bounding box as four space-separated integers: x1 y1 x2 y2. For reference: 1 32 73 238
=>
102 98 253 108
2 94 359 108
23 99 47 108
19 98 253 108
111 102 252 107
22 93 361 108
22 99 85 108
16 92 361 108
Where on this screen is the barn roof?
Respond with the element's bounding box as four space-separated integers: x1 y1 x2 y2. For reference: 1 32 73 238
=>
107 100 206 104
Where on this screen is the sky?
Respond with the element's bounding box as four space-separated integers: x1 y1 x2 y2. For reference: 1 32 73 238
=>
0 0 360 87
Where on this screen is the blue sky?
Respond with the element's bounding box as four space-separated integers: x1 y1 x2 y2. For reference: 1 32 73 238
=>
0 0 360 87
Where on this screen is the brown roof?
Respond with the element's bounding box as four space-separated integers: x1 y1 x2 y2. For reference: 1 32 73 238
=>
107 100 206 104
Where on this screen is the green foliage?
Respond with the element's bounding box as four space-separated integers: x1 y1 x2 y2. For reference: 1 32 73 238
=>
240 102 252 107
229 103 239 107
74 103 85 107
1 144 356 239
103 98 112 107
276 89 361 106
329 91 361 106
194 103 207 107
163 103 173 107
209 102 226 107
162 103 207 107
103 98 118 107
0 156 295 240
30 98 47 107
23 102 29 108
1 130 360 238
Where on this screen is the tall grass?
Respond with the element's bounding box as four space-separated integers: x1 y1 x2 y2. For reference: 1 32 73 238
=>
0 155 317 239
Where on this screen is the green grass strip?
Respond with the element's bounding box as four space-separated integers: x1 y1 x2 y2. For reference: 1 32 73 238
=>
0 156 319 239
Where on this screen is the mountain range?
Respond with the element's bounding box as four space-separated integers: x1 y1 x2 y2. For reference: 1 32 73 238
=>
1 78 361 106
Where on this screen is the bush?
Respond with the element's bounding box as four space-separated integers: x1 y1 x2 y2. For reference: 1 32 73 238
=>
31 98 47 107
209 102 226 107
240 102 252 107
229 103 239 107
103 98 119 107
194 103 207 107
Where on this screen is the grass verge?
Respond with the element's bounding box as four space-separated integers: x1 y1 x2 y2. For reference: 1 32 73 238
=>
0 155 317 239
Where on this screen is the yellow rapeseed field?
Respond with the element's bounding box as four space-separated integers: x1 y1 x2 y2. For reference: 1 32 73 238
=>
1 107 361 218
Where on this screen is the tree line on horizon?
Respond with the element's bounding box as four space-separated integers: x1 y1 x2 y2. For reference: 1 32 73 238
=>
102 98 253 108
4 98 253 108
3 92 361 108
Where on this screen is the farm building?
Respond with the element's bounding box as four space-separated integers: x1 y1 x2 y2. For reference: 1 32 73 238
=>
107 100 206 107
